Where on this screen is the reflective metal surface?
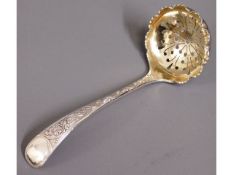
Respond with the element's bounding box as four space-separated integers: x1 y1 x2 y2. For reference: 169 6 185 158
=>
146 5 210 83
25 4 210 168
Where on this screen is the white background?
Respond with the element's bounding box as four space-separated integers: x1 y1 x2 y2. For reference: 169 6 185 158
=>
216 0 233 175
0 0 16 174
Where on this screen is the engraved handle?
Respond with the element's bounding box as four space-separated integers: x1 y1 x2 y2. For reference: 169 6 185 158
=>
25 74 153 168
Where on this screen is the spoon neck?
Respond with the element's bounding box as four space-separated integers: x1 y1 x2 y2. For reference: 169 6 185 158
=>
104 73 153 102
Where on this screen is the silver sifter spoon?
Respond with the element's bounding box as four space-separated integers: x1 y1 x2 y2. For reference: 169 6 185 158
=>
25 4 210 168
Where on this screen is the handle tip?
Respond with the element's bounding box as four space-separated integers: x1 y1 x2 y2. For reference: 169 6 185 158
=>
25 135 52 168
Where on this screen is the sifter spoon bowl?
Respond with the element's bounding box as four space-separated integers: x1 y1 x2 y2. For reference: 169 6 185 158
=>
25 4 210 168
145 5 210 83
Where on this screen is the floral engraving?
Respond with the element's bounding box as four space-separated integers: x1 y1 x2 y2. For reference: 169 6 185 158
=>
42 74 152 147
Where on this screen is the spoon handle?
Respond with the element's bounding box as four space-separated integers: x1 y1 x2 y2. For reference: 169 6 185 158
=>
25 73 153 168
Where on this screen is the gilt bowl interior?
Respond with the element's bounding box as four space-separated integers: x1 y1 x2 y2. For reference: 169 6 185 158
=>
145 5 210 83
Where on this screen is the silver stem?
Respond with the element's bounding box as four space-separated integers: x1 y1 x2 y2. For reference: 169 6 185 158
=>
25 73 153 168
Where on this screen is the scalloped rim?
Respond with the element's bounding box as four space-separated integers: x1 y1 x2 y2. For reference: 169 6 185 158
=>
145 4 210 84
